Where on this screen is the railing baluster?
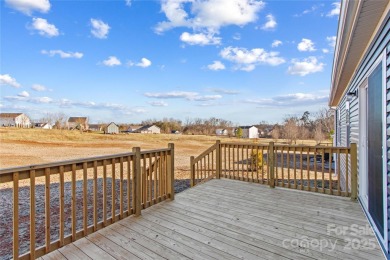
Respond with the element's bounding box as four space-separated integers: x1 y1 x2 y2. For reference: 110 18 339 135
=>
154 153 157 203
337 149 341 195
59 166 64 246
120 157 124 218
103 160 107 226
93 161 98 230
13 172 19 260
127 156 131 213
329 148 333 195
293 147 297 189
30 169 36 258
314 148 317 192
71 164 76 241
142 155 147 207
287 147 290 188
159 153 164 198
300 147 303 190
83 162 87 235
305 148 309 190
45 167 50 253
345 148 349 196
281 147 284 187
149 154 152 206
321 149 325 193
112 158 116 222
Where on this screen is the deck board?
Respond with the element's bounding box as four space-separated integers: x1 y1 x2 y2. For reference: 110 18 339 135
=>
44 179 385 260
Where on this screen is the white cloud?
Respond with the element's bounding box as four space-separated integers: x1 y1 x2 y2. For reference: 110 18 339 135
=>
148 101 168 107
144 91 222 101
287 56 324 76
32 96 53 103
5 0 50 15
271 40 282 48
30 17 59 37
326 36 336 47
232 33 241 40
261 14 277 30
220 46 285 71
0 74 21 88
18 91 29 97
207 61 225 71
101 56 121 67
297 38 316 52
90 18 110 39
155 0 264 33
145 91 198 99
209 88 239 95
125 0 131 6
41 50 83 59
246 92 328 107
137 58 152 68
322 48 329 53
128 58 152 68
294 4 324 17
180 32 221 46
327 2 340 17
31 84 47 91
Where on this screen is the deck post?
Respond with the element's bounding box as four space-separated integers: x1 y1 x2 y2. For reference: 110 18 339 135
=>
167 143 175 200
216 140 221 179
132 147 142 216
350 143 358 201
269 142 275 188
190 156 195 187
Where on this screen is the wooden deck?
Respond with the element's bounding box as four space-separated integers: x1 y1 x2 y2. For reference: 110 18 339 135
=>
40 179 384 260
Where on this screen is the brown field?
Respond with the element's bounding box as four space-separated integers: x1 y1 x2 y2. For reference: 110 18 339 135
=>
0 127 280 180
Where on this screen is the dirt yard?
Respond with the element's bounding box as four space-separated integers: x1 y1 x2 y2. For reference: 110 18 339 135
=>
0 128 267 181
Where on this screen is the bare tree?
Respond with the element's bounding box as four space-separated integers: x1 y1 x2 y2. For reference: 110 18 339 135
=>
314 123 326 144
271 124 281 141
283 117 299 144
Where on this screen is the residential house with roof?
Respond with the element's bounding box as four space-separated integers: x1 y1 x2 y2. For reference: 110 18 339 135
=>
67 117 89 130
104 122 119 134
330 0 389 257
134 125 161 134
237 126 258 139
0 113 31 128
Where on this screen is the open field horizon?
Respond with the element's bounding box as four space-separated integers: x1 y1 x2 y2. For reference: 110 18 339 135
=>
0 127 322 174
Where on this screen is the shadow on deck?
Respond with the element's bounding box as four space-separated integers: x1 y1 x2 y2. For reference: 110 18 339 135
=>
42 179 384 260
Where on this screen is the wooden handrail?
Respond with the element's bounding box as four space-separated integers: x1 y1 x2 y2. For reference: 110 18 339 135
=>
191 140 358 197
1 145 174 260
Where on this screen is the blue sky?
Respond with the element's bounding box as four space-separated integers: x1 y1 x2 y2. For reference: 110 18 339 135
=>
0 0 340 125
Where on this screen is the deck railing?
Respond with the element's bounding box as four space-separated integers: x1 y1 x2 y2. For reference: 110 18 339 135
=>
0 144 174 260
190 141 357 199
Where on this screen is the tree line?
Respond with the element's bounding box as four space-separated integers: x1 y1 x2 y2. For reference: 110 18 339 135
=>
36 108 334 144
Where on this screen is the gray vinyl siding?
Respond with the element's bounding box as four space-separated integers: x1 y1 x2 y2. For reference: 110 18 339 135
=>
386 42 390 251
336 15 389 251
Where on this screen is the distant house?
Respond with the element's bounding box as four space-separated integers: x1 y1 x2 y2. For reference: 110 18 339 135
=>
104 122 119 134
127 125 142 133
34 123 53 129
135 125 161 134
238 126 259 139
215 129 228 136
67 117 89 130
0 113 31 128
88 124 103 131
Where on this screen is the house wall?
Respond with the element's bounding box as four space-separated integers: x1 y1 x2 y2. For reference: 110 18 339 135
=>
0 114 31 128
335 15 389 252
106 124 119 134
